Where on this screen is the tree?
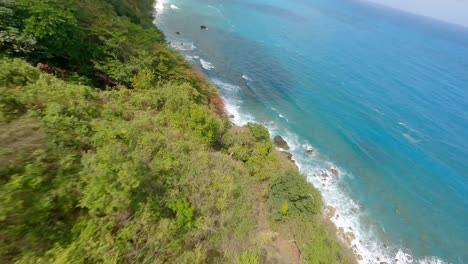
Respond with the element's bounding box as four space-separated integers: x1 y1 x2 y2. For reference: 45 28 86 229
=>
0 0 36 53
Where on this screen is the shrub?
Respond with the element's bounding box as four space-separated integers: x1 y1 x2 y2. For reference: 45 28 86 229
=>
268 169 322 221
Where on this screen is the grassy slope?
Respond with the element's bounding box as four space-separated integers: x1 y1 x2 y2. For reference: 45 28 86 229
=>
0 0 356 263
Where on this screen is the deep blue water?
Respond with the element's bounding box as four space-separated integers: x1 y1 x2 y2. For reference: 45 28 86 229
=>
155 0 468 263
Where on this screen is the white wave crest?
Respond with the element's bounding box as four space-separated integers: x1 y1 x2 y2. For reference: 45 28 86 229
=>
170 4 179 10
171 41 196 51
278 113 289 122
200 59 215 70
242 74 253 81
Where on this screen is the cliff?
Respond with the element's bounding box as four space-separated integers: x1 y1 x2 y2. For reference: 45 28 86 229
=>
0 0 355 263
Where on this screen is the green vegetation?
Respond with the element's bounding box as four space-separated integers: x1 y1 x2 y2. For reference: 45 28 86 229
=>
0 0 355 263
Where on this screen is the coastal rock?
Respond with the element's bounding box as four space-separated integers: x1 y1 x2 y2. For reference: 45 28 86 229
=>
274 135 290 150
281 151 293 161
229 114 235 119
324 205 336 218
175 31 181 34
306 148 314 155
357 255 363 261
344 231 356 246
337 227 356 246
200 25 208 30
321 170 328 177
330 167 339 176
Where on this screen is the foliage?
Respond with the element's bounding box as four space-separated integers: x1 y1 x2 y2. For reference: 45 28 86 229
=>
0 0 37 53
0 1 354 263
302 229 348 264
269 169 322 221
236 250 261 264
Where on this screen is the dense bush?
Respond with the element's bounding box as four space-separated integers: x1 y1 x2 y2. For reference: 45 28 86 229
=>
0 58 257 263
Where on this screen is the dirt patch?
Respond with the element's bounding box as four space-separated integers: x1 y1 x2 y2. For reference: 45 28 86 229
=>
253 183 300 264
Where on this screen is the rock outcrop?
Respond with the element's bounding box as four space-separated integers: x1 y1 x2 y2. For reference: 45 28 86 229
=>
281 151 293 161
330 167 339 176
274 135 289 150
324 205 336 218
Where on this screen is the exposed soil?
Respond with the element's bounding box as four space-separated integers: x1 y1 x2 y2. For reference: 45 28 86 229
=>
254 183 300 264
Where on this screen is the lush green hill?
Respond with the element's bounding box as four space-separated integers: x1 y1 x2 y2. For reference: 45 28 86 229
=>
0 0 355 263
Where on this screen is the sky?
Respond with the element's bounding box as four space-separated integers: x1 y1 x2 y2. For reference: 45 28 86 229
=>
366 0 468 27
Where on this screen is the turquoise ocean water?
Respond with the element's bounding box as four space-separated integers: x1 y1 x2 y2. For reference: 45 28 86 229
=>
154 0 468 263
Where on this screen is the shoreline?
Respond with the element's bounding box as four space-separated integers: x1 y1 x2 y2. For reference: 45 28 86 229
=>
153 2 452 264
152 2 386 262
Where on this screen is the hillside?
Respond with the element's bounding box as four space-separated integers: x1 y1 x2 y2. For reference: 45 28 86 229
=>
0 0 355 263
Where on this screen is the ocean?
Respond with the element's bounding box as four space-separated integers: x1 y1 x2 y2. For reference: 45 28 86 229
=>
153 0 468 263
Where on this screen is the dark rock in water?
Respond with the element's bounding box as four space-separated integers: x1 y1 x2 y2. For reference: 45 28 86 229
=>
274 135 289 150
306 149 314 155
175 31 181 34
229 114 235 119
200 25 208 30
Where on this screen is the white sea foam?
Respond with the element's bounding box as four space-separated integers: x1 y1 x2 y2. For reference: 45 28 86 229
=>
223 99 254 125
200 59 215 70
210 79 254 125
242 74 253 81
154 0 169 16
156 13 447 261
171 41 197 51
185 55 200 61
170 4 179 10
248 120 449 264
212 78 240 93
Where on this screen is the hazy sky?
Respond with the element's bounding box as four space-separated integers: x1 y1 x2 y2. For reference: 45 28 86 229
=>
366 0 468 27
